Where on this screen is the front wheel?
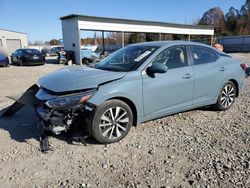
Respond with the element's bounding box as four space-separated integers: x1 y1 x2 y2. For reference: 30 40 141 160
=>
214 81 236 111
90 100 133 144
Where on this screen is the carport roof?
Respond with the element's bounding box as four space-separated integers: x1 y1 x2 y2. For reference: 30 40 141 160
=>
60 14 214 30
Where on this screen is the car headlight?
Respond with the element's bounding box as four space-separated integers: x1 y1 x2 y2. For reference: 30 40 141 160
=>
45 90 96 109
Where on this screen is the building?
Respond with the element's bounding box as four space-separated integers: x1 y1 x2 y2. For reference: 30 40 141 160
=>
60 14 214 64
0 29 28 55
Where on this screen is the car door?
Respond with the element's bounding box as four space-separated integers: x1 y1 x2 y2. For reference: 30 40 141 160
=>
188 45 225 105
11 50 19 63
142 45 194 117
17 49 23 64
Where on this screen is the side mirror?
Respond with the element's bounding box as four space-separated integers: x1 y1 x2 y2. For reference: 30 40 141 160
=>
147 63 168 74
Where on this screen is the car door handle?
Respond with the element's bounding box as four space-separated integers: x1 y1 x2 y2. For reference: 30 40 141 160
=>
183 73 192 79
219 66 225 71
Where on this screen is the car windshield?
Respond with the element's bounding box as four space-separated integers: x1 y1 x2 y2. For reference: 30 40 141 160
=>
24 49 41 55
95 45 159 71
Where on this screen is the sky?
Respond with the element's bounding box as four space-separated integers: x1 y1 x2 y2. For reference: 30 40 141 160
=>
0 0 246 42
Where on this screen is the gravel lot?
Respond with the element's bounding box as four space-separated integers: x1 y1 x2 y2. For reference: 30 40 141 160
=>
0 54 249 188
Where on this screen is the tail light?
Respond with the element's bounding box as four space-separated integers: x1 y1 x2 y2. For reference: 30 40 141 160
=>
240 64 247 71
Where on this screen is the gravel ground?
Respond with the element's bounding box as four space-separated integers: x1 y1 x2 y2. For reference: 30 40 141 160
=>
0 54 249 188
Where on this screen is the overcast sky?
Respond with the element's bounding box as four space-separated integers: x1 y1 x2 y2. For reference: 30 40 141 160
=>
0 0 246 42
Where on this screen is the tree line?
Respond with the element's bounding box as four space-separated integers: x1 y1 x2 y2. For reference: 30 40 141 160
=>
199 0 250 36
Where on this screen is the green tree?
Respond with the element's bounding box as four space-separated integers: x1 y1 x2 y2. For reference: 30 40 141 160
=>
49 39 59 45
145 33 159 41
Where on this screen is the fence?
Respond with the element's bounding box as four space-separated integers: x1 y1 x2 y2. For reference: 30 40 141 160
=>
217 35 250 52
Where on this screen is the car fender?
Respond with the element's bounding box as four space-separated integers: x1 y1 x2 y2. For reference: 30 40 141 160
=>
87 71 144 124
214 57 245 101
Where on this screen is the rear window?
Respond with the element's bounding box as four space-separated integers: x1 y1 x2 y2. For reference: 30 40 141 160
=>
190 46 219 65
24 49 41 55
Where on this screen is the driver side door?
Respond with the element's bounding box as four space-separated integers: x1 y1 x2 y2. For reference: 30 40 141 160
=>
142 46 194 118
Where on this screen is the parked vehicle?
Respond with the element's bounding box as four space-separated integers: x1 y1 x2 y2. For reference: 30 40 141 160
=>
81 45 101 64
49 46 64 56
0 53 9 67
49 46 66 63
41 48 50 57
4 41 246 151
11 49 45 66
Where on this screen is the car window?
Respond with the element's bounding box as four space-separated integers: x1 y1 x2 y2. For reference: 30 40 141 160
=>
190 46 219 65
14 49 20 55
151 46 188 69
24 49 41 55
95 45 159 71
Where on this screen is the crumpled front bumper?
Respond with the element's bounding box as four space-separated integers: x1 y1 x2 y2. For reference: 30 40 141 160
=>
35 99 95 135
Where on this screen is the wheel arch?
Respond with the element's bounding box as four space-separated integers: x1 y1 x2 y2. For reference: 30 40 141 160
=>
228 79 239 97
107 96 138 127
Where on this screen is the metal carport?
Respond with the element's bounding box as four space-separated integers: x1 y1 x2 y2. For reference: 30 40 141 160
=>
60 14 214 65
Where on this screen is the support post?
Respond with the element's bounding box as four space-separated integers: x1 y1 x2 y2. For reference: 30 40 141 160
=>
211 35 214 46
102 31 105 54
188 34 191 41
159 33 162 41
122 31 125 47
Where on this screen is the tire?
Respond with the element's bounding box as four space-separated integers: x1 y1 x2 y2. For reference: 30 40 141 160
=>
82 58 91 65
91 99 133 144
214 81 236 111
57 52 61 63
20 59 24 66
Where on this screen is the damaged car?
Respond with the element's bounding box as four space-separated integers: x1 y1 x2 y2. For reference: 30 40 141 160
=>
3 41 246 152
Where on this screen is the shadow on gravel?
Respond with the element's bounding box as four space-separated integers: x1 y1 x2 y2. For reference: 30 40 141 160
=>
0 106 40 149
45 56 62 64
9 63 45 67
45 59 60 64
0 106 99 149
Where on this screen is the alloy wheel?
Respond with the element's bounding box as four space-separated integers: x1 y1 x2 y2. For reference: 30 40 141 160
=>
99 107 129 140
221 84 235 108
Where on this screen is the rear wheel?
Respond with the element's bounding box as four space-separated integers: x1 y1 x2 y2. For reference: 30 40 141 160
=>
20 59 24 66
91 100 133 144
82 57 91 65
214 81 236 111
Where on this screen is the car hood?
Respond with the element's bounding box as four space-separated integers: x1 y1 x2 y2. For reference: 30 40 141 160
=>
38 66 126 93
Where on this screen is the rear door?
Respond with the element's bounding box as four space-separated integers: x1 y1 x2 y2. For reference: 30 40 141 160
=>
188 46 225 105
142 45 194 117
11 50 19 63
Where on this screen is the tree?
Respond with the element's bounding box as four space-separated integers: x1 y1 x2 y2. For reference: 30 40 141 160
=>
240 0 250 15
199 7 226 36
145 33 159 41
48 39 59 45
198 0 250 36
225 7 239 35
128 33 145 43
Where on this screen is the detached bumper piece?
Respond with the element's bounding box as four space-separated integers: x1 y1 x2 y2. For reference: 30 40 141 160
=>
35 102 95 153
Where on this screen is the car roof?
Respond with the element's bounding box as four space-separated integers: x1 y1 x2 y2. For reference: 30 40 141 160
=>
22 48 40 50
131 40 224 54
132 40 208 47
